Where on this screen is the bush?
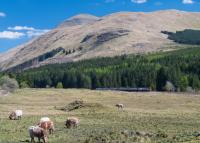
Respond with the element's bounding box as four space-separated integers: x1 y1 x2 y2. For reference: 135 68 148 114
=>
56 82 63 88
19 81 29 88
186 86 195 93
191 75 200 91
164 81 175 92
0 76 19 92
180 76 189 92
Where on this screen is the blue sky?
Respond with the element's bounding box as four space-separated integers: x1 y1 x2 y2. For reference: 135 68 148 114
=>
0 0 199 53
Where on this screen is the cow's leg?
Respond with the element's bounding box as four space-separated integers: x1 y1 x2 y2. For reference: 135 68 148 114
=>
38 137 41 143
51 128 53 134
42 137 46 143
49 129 51 135
31 137 35 143
68 123 71 128
74 123 77 128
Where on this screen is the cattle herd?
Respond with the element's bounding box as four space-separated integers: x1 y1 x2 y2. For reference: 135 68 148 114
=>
9 110 80 143
8 103 124 143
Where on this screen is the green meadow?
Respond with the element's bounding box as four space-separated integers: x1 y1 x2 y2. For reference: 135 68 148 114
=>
0 89 200 143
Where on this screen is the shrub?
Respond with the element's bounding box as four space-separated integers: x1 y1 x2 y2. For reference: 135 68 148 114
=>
0 76 19 92
56 82 63 88
164 81 175 92
186 86 194 93
19 81 29 88
191 75 200 91
180 76 189 92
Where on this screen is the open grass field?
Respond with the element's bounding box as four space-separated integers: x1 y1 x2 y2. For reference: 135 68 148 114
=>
1 89 200 143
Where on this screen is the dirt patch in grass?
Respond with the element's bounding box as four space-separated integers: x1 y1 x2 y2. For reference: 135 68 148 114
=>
56 100 106 112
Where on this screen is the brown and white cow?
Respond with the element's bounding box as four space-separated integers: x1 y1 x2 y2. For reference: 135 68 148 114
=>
65 117 80 128
38 117 54 134
29 126 48 143
9 110 23 120
39 121 54 135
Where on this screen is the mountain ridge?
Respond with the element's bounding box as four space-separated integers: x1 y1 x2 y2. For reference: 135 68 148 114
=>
1 10 200 71
58 14 100 28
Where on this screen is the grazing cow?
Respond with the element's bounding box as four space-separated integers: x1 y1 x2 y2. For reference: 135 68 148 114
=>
65 117 80 128
29 126 48 143
39 121 55 134
9 110 23 120
115 104 124 110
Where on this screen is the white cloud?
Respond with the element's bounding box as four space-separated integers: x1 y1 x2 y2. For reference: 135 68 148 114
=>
6 26 50 38
0 31 25 39
182 0 194 4
8 26 35 31
0 25 50 39
0 12 6 17
131 0 147 4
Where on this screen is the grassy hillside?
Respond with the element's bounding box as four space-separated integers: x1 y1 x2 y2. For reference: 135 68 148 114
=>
0 89 200 142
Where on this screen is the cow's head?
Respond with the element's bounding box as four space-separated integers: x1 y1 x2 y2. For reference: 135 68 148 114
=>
9 112 16 120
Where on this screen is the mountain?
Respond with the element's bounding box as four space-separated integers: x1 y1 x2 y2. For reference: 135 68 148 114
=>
1 10 200 72
58 14 100 28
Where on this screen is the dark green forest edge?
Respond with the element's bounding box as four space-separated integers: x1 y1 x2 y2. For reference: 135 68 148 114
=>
5 46 199 92
1 29 200 92
162 29 200 45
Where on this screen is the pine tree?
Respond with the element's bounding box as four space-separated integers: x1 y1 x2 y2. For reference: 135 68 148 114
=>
156 67 167 91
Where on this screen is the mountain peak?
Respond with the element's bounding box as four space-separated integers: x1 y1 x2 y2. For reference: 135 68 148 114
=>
68 14 99 20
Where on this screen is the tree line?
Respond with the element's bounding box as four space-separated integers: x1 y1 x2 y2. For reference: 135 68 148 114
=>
5 46 198 92
162 29 200 45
